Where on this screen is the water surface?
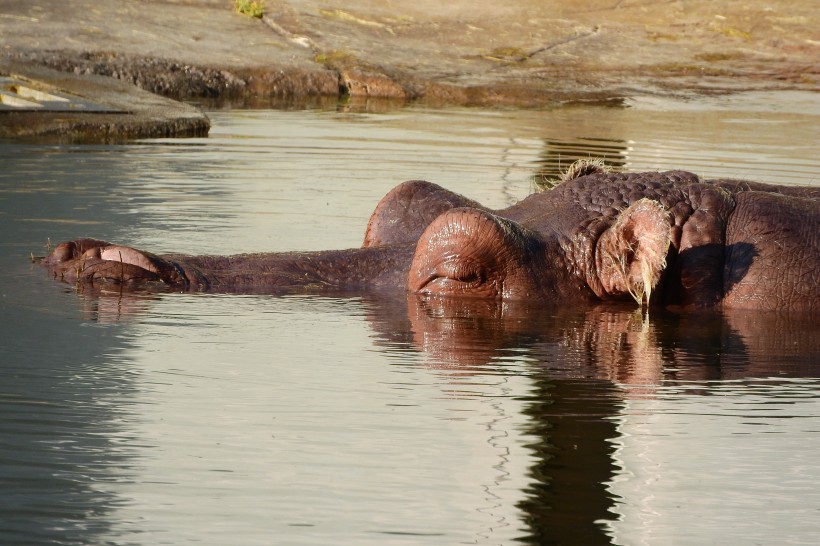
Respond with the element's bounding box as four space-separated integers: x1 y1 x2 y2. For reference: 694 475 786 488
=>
1 94 819 545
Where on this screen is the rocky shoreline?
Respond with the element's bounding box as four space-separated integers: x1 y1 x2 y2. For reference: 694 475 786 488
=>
1 0 816 140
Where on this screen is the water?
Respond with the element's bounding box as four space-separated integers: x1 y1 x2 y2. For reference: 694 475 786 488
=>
1 93 819 545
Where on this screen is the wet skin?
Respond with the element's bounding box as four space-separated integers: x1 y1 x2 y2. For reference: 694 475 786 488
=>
41 168 820 312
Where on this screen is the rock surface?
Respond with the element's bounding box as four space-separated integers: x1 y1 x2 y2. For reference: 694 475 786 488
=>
3 0 818 103
0 61 209 141
0 0 817 139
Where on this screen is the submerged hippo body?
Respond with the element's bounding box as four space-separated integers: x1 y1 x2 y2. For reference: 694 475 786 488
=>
42 165 820 312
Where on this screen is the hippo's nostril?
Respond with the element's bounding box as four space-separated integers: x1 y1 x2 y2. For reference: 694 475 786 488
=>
82 247 101 259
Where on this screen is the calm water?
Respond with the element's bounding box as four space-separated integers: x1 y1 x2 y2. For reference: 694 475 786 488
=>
1 93 819 545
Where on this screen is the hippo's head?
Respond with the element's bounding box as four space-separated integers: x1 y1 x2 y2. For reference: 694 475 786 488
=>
42 164 818 312
407 198 673 306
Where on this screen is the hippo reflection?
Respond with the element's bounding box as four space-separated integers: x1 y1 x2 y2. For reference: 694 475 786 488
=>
42 162 819 312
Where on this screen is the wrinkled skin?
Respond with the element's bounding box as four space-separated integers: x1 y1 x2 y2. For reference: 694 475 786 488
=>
41 168 819 312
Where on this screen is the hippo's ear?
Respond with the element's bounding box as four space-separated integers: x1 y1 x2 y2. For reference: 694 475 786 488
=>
596 199 672 306
363 180 484 247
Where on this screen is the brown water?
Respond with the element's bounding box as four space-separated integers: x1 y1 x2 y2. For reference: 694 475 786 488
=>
1 93 819 545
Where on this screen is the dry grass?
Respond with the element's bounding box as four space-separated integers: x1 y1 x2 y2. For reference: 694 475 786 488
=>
535 158 613 191
234 0 265 19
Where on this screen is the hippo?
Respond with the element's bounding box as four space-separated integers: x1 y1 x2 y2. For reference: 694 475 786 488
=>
41 162 819 312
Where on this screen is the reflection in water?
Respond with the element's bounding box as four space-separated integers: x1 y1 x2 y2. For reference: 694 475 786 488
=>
518 379 620 545
364 295 820 544
532 137 628 189
2 103 820 544
13 283 820 544
0 299 140 545
384 295 820 383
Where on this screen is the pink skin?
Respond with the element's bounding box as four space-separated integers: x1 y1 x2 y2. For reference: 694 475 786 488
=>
41 169 820 312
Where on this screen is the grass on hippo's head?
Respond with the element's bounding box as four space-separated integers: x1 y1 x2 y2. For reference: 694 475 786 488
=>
234 0 265 18
534 158 614 191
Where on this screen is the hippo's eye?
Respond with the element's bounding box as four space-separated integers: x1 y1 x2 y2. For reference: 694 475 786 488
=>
439 258 485 285
416 257 502 298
